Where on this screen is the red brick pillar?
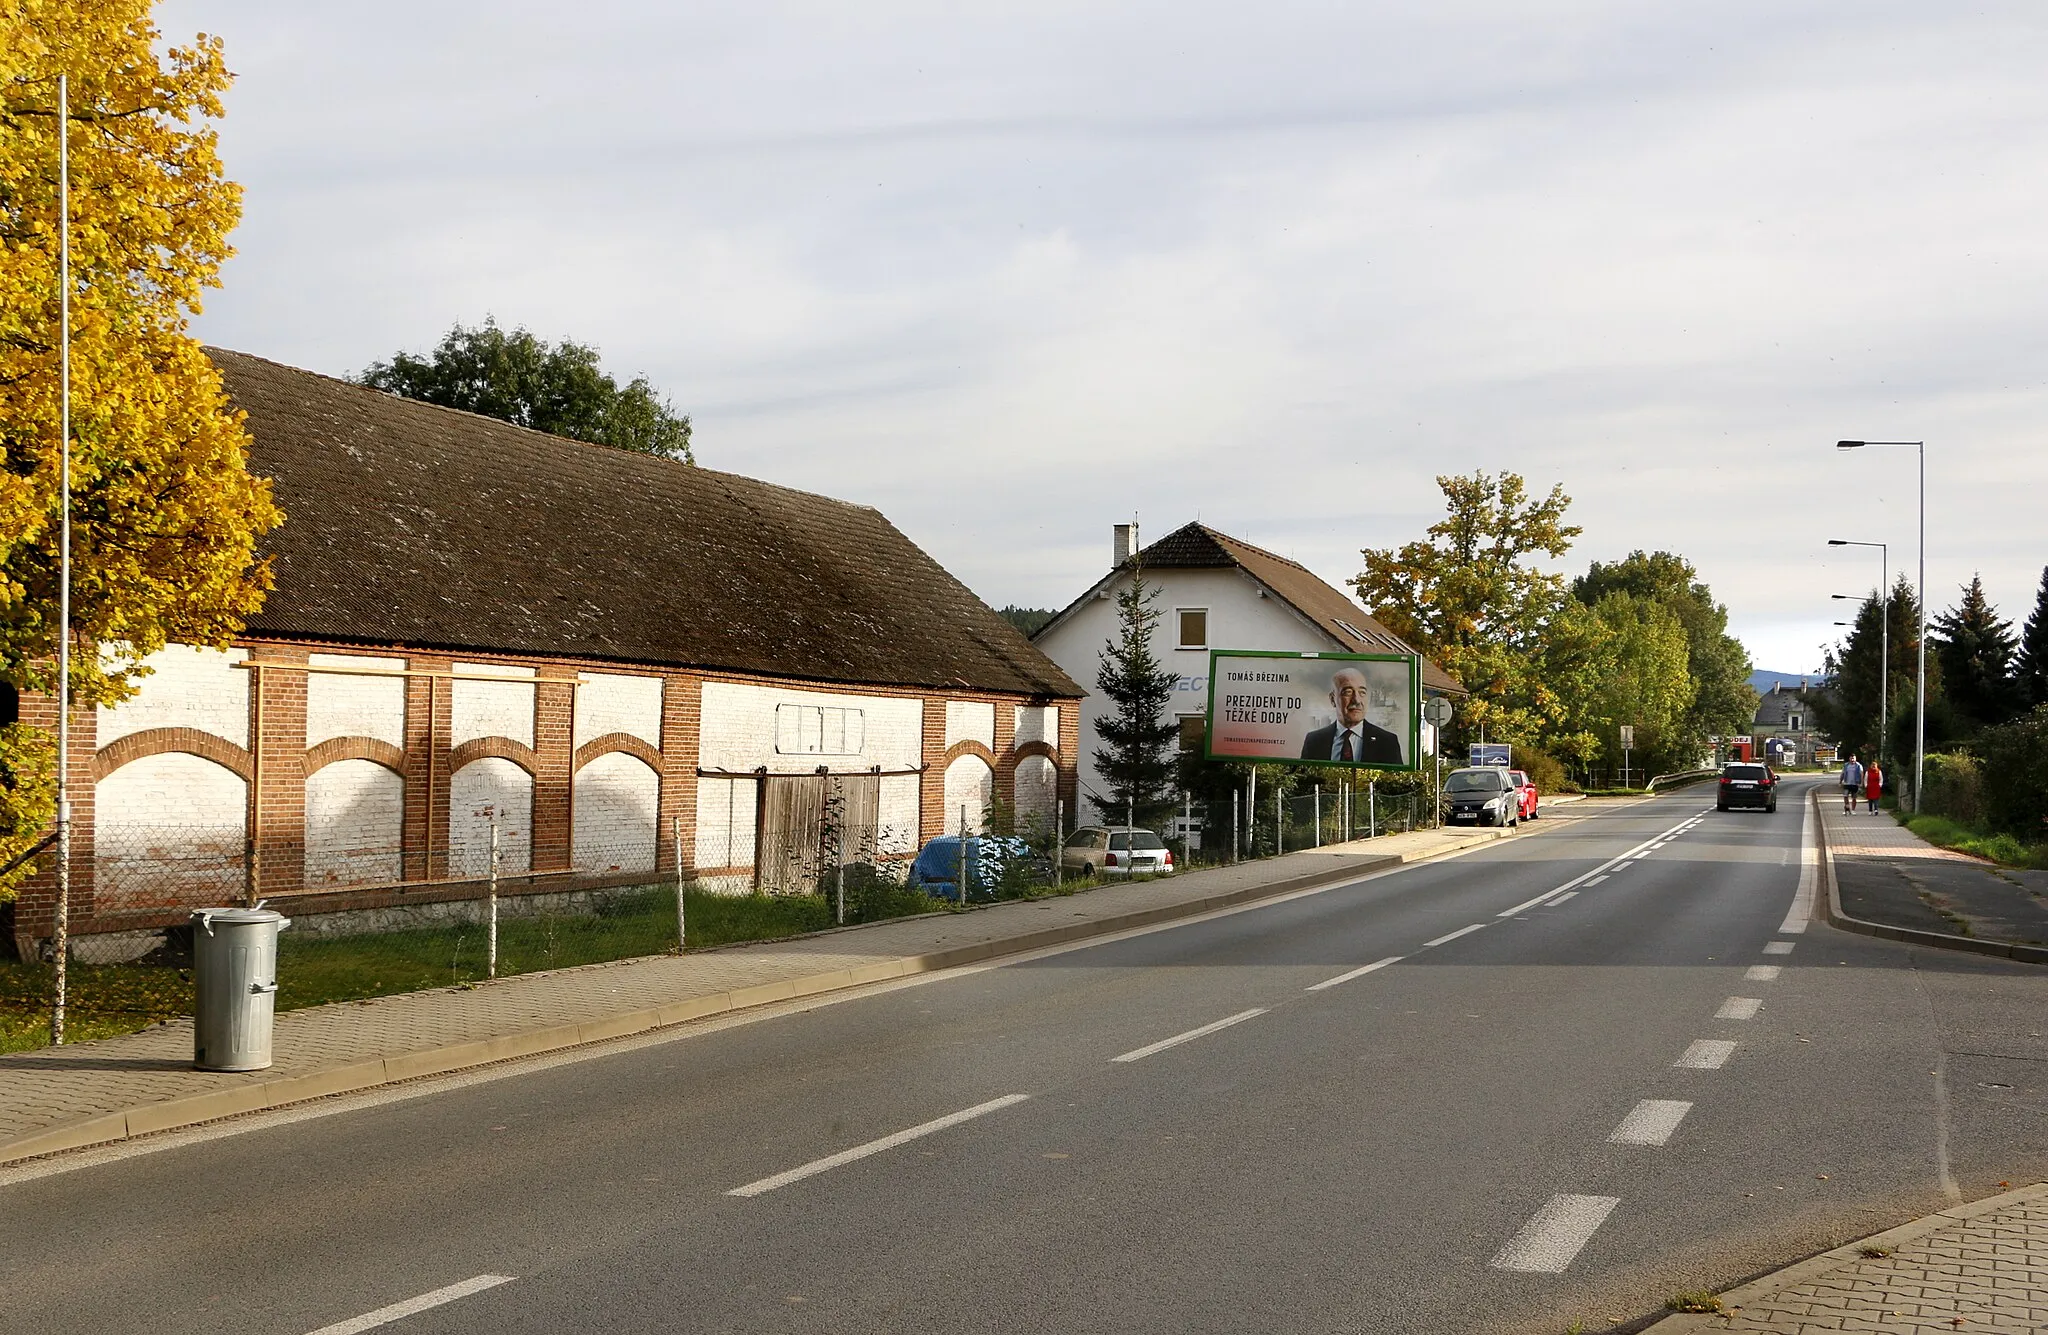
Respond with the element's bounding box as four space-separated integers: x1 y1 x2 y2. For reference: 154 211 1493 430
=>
402 657 452 882
250 649 310 897
992 697 1018 810
657 673 701 873
919 696 948 841
532 673 576 871
12 687 97 956
1058 698 1082 825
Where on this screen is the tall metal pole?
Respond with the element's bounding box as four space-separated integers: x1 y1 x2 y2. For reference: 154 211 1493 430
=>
1914 443 1926 812
51 75 72 1046
1879 549 1888 769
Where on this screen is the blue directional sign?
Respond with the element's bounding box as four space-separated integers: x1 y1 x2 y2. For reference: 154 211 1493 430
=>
1468 743 1512 768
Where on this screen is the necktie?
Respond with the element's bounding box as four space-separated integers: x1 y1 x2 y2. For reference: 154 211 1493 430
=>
1338 730 1353 762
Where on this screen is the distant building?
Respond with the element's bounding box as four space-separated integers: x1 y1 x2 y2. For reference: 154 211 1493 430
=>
1751 679 1827 766
1030 522 1462 812
14 350 1080 959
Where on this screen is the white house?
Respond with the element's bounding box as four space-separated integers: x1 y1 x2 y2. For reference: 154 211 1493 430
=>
1031 522 1463 811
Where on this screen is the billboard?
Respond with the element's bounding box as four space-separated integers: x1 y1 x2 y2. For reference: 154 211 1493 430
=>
1204 650 1421 771
1469 743 1511 768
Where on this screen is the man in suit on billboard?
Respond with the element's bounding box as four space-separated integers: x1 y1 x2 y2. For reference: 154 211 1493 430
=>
1300 666 1404 764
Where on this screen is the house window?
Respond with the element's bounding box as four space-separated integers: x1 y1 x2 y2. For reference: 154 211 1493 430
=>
1176 608 1208 650
774 703 866 755
1177 715 1207 754
1788 714 1802 732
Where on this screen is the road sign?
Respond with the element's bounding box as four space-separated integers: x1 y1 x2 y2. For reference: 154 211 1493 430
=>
1619 725 1635 748
1423 696 1453 727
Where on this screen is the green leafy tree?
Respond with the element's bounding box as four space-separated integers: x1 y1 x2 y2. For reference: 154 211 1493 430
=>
1090 569 1179 827
1571 550 1756 773
1932 574 2020 732
359 318 693 462
1551 593 1694 784
1353 471 1582 747
2017 566 2048 710
999 606 1054 637
1816 575 1942 765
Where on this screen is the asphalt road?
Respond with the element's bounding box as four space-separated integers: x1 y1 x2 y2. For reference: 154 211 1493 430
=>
7 780 2048 1335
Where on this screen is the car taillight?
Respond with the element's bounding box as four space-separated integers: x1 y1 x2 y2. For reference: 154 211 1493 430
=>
1105 852 1119 867
1164 851 1174 868
1719 777 1731 786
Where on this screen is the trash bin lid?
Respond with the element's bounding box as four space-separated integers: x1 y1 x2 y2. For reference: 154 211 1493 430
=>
190 906 287 927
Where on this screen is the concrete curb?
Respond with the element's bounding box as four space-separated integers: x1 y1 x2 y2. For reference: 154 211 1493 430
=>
1811 790 2048 965
1645 1181 2048 1330
1 826 1519 1166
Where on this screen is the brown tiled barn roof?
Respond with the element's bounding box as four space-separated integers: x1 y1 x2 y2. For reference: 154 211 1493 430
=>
215 349 1080 698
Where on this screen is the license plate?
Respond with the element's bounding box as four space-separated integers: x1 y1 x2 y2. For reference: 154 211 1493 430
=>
1732 782 1755 788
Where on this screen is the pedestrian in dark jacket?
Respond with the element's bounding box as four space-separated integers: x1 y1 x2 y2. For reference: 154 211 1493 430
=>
1840 755 1864 813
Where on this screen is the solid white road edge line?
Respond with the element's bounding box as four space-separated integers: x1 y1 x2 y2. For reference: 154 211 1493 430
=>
1306 957 1403 992
1779 800 1819 934
1422 923 1487 948
1111 1009 1267 1064
1608 1100 1693 1146
304 1275 516 1335
1495 808 1710 917
727 1094 1031 1197
1716 997 1763 1021
1675 1040 1737 1069
1763 941 1795 955
1490 1194 1622 1273
1746 965 1782 982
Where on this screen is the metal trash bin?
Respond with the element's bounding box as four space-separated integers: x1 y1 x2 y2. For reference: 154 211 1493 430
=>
191 906 290 1072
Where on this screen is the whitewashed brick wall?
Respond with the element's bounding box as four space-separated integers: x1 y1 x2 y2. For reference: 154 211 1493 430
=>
946 700 996 750
305 758 404 886
573 751 659 873
95 752 247 907
97 644 249 749
1013 704 1059 748
942 754 994 835
698 681 921 771
448 757 533 876
694 776 757 869
1014 754 1058 827
575 672 662 749
451 662 535 749
306 654 406 748
878 775 920 854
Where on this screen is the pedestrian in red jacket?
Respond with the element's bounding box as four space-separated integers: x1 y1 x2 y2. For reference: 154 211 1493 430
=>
1865 761 1884 813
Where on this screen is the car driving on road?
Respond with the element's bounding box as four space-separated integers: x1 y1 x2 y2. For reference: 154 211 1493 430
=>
1716 761 1779 813
1443 766 1520 827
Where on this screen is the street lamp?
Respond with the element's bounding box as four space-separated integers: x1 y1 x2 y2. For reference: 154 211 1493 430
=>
1828 535 1889 768
1837 441 1926 811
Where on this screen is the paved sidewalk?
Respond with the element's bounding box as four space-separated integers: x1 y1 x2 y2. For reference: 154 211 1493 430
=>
0 822 1522 1165
1650 1183 2048 1333
1818 794 2048 961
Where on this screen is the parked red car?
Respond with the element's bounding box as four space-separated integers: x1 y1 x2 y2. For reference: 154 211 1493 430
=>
1507 769 1540 820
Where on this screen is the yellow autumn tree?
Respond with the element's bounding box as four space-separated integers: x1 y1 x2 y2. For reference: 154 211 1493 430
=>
0 3 280 894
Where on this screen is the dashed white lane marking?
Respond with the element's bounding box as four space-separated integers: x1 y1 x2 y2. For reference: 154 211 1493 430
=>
1495 809 1709 916
1550 891 1578 904
1746 965 1782 982
1422 923 1487 948
1779 801 1818 934
1584 874 1609 887
1307 957 1402 992
1763 941 1795 956
1490 1194 1622 1273
304 1275 516 1335
1608 1099 1693 1146
1111 1009 1267 1064
1675 1040 1737 1069
1716 997 1763 1021
727 1094 1031 1197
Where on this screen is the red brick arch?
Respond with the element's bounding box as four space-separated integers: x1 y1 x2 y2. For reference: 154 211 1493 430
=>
572 732 663 774
447 736 539 775
93 728 253 782
305 736 407 776
942 739 997 768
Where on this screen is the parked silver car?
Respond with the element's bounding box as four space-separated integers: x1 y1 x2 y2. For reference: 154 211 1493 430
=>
1060 826 1174 876
1442 766 1520 827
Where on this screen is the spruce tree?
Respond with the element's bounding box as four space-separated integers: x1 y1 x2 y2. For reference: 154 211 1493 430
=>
1090 569 1181 827
1932 574 2020 731
2018 566 2048 710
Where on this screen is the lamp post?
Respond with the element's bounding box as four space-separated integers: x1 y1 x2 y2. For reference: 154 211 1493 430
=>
1828 535 1888 767
1837 441 1925 811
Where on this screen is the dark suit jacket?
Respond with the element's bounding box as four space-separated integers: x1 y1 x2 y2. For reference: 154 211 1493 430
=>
1300 720 1403 765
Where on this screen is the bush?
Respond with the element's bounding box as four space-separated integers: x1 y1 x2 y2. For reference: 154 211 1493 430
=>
1920 752 1985 827
1976 706 2048 841
1511 746 1570 797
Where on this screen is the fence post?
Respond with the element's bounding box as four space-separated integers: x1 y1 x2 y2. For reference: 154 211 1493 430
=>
1055 797 1064 888
1246 770 1256 857
487 813 500 980
835 825 846 926
1314 785 1321 847
1275 786 1283 855
958 804 970 904
1231 790 1240 863
684 814 700 950
1369 780 1377 839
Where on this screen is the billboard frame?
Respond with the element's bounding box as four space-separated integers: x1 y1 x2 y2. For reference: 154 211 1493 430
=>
1202 649 1423 773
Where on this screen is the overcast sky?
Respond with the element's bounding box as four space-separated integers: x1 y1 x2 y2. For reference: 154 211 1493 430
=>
164 1 2048 676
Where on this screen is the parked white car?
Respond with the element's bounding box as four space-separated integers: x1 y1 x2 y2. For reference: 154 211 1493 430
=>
1060 826 1174 877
